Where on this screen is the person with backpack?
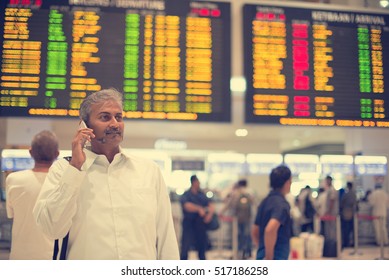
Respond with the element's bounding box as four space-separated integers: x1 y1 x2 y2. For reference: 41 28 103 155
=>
222 179 254 259
298 185 316 233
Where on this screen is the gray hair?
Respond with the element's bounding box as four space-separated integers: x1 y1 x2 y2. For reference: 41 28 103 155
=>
79 88 123 123
31 130 59 162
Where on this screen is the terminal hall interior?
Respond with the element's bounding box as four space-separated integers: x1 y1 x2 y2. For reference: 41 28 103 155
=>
1 0 389 259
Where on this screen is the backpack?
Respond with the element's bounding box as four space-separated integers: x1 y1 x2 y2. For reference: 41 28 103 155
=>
235 193 252 223
304 195 315 219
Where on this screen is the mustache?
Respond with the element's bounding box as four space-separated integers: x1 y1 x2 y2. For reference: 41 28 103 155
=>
104 128 122 135
95 128 122 144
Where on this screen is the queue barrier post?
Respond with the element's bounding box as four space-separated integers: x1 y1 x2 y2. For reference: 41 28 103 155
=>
313 215 321 235
216 214 224 258
336 215 342 259
350 213 363 256
232 216 238 260
215 215 234 259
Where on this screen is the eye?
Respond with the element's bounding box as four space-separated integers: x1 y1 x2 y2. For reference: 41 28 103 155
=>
115 115 123 122
100 114 110 121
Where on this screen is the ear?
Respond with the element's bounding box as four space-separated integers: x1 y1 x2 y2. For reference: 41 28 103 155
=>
55 150 60 159
29 148 33 158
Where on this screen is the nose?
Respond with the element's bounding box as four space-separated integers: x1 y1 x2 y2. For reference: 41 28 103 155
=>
109 117 120 128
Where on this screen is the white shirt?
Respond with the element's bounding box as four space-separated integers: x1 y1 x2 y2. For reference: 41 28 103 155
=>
325 186 339 215
6 170 54 260
368 188 389 217
33 148 179 260
315 191 328 217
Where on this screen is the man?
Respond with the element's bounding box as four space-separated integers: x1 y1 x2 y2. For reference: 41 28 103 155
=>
6 130 59 259
298 185 315 233
340 182 357 248
251 165 292 260
33 88 179 260
323 175 338 240
368 182 389 246
324 175 338 217
222 179 253 259
180 175 215 260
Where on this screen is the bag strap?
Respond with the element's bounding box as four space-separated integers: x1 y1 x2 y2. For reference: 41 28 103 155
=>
53 239 59 260
53 232 70 260
53 156 72 260
59 232 70 259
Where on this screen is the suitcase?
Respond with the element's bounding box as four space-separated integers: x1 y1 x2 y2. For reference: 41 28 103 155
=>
322 239 337 258
289 237 305 259
306 234 324 259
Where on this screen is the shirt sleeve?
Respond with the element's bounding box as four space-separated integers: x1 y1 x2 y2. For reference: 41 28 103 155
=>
33 159 86 239
254 203 263 226
155 167 180 260
180 191 188 206
5 174 14 218
271 198 289 225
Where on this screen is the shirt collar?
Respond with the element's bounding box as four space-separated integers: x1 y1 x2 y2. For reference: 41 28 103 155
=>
82 146 128 171
269 189 284 197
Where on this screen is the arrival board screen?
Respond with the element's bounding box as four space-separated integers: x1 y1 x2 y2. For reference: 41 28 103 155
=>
0 0 231 122
243 3 389 127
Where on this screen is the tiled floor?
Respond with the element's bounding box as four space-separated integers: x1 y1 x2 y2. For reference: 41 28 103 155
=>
199 246 389 260
1 245 388 260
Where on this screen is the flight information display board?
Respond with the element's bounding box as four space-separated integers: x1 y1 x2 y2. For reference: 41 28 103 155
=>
0 0 231 122
244 3 389 127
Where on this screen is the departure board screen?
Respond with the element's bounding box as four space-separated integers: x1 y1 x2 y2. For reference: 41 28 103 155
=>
0 0 231 122
243 3 389 127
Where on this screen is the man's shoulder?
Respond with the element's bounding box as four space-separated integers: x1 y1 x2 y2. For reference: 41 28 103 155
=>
50 157 71 170
264 192 284 205
180 190 193 202
181 190 191 197
6 169 33 184
7 169 28 176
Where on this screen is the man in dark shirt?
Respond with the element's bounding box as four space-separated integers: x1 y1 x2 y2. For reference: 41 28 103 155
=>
251 165 292 260
340 181 357 248
180 175 215 260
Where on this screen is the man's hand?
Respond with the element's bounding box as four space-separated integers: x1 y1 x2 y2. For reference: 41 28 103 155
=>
70 123 95 170
203 212 213 224
198 207 206 217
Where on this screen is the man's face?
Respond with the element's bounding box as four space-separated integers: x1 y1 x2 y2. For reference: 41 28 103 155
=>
324 178 332 188
285 178 292 194
192 179 200 191
88 100 124 146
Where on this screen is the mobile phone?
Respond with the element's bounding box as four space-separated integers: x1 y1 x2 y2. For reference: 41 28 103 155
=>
79 120 91 147
79 120 88 129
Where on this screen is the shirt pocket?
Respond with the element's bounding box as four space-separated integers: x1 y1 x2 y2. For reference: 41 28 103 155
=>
130 187 157 214
132 187 155 203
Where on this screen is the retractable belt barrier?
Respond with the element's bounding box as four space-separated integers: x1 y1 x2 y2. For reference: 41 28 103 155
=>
219 214 233 223
349 214 387 259
347 213 377 257
357 214 378 221
215 215 238 260
320 215 337 221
